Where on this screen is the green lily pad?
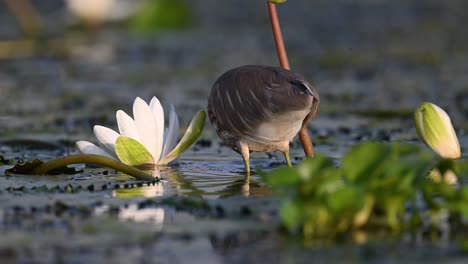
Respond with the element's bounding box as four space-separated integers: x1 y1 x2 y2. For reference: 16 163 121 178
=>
159 110 206 165
115 137 154 166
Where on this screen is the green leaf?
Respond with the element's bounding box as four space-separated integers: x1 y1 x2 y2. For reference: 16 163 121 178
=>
342 142 392 183
264 166 301 188
158 110 206 165
115 136 154 166
297 155 335 181
4 155 155 181
327 185 362 213
280 199 302 231
457 160 468 177
5 158 81 175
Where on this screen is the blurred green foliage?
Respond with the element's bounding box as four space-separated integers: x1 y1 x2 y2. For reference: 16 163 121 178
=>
263 142 468 242
129 0 192 32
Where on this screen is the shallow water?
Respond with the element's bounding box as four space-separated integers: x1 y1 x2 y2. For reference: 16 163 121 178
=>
1 0 468 262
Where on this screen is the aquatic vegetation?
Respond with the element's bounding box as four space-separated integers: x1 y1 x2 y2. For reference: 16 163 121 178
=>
5 154 156 181
264 142 468 242
414 102 461 159
5 97 204 181
129 0 192 32
77 96 205 167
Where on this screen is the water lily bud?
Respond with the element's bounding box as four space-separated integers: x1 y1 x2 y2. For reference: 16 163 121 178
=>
414 102 461 159
269 0 287 3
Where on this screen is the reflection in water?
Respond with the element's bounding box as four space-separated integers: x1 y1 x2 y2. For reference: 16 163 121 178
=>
112 169 165 230
118 204 165 231
113 184 165 198
109 153 275 199
218 178 273 198
113 168 166 198
167 157 274 199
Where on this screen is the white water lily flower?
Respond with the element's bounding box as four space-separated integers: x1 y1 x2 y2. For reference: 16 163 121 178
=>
76 96 205 166
414 102 461 159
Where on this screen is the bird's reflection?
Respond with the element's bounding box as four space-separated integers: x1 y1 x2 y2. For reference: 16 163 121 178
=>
218 174 273 198
111 163 273 199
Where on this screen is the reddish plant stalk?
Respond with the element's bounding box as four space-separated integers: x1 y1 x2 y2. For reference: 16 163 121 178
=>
267 2 315 157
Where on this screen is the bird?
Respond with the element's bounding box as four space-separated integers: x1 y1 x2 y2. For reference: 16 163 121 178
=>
207 65 319 175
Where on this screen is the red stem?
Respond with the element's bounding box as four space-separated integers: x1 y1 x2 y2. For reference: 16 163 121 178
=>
267 2 315 157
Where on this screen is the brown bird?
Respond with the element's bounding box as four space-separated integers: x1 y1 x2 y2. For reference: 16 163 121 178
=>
207 65 319 174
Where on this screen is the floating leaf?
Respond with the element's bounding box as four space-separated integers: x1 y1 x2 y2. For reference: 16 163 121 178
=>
115 136 154 166
5 159 81 175
5 155 155 181
159 110 206 165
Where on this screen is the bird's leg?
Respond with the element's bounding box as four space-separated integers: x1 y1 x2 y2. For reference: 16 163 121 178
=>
281 142 292 167
237 141 251 176
283 149 292 167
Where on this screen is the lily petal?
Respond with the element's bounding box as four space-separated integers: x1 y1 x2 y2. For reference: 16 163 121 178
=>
76 140 115 159
149 96 164 161
93 125 120 156
133 97 159 162
162 127 169 149
161 104 180 158
116 110 140 141
159 110 205 165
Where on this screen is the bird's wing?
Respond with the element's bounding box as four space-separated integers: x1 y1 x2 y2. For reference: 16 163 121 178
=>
208 67 271 139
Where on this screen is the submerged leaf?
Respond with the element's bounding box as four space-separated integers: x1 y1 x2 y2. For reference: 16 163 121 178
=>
115 136 154 166
158 110 206 165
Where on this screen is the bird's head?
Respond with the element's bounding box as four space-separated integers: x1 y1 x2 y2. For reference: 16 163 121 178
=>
268 76 319 115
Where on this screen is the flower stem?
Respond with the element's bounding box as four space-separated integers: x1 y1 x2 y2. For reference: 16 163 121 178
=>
31 154 156 181
267 1 315 157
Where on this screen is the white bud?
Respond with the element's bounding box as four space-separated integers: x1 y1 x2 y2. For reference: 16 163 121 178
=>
414 102 460 159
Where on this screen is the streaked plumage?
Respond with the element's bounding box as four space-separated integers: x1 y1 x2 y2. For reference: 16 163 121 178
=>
207 65 319 174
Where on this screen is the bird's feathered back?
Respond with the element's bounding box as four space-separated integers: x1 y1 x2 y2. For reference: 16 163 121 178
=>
208 65 319 148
